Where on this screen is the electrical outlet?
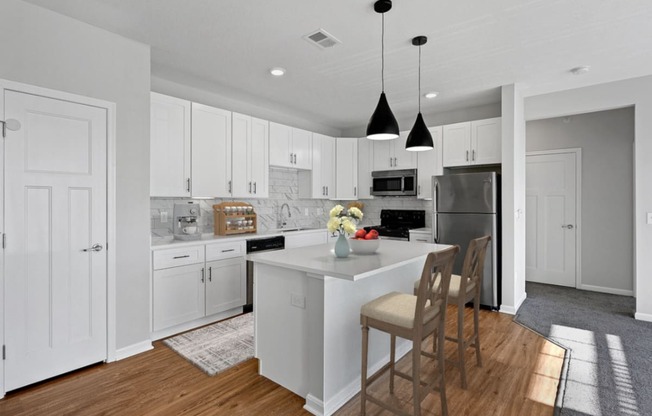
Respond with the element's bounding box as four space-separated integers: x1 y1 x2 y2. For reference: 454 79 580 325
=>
160 210 168 223
305 208 309 216
290 292 306 309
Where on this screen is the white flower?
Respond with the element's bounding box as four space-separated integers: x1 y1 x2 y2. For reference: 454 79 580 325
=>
327 217 341 233
348 207 363 220
342 218 357 235
329 205 344 218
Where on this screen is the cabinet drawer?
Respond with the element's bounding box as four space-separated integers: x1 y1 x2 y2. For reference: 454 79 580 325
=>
153 245 205 270
206 240 245 261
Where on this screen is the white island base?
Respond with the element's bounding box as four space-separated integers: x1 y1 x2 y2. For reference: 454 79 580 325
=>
250 240 450 416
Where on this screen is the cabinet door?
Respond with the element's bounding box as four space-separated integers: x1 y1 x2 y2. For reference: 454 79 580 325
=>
372 140 392 170
292 127 313 169
153 263 205 331
471 117 501 165
269 122 293 168
249 117 269 198
231 112 249 198
336 138 358 199
322 135 336 198
150 92 191 197
191 103 232 197
205 257 246 316
357 137 374 199
392 132 417 169
416 126 443 200
308 133 325 198
442 122 471 167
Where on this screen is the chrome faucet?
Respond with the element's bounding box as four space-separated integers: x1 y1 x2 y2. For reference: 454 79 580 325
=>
278 203 291 228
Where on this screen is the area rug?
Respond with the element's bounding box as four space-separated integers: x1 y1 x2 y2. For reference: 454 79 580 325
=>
163 313 254 376
515 282 652 416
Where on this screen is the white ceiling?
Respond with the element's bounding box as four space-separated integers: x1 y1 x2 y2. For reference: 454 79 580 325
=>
23 0 652 132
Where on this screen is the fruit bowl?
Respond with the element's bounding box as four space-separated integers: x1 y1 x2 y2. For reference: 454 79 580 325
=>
349 237 380 254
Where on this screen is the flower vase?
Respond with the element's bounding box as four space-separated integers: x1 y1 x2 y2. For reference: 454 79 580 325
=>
334 233 350 258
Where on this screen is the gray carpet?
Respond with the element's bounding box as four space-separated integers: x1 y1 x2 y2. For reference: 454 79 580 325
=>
515 283 652 416
163 313 254 376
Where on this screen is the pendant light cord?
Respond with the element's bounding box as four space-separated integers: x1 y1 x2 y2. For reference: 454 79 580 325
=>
418 43 421 112
381 12 385 92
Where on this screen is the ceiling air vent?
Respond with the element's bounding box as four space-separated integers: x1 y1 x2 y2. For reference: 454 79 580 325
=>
303 29 341 50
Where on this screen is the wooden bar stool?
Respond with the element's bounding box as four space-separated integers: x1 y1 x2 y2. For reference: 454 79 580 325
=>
414 236 491 389
360 245 459 416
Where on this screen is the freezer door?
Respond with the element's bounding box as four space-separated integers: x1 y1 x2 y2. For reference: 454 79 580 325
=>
435 172 497 213
437 213 498 308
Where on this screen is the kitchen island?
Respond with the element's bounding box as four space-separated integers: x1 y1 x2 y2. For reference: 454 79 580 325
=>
248 239 451 416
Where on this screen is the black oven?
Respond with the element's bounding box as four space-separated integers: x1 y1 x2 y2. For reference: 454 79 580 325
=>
371 169 417 196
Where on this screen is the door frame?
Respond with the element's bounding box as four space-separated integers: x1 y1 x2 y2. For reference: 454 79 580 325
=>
0 79 117 398
526 148 582 289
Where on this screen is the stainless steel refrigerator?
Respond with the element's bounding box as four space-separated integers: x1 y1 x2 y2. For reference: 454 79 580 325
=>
432 172 500 309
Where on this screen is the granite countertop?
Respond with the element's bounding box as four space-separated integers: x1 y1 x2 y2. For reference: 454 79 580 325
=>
151 228 328 250
247 239 451 281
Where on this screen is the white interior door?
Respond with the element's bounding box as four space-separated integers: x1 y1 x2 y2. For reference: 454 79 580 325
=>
4 89 108 391
526 151 577 287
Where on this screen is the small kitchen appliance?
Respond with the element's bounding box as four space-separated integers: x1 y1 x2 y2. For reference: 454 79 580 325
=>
173 202 201 241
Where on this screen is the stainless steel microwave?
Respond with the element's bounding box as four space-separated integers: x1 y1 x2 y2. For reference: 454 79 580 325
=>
371 169 417 196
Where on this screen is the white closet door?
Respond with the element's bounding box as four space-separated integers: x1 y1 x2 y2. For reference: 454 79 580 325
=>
4 89 108 391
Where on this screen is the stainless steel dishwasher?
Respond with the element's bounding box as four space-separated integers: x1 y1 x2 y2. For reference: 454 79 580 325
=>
245 235 285 313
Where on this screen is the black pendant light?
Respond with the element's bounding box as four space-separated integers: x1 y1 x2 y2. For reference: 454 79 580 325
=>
366 0 399 140
406 36 434 151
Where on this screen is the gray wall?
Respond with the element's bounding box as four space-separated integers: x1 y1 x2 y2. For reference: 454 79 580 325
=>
526 107 634 292
0 0 152 349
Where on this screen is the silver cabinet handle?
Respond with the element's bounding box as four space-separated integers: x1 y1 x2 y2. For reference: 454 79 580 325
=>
472 150 476 161
322 186 325 196
326 186 329 195
418 185 421 195
253 182 257 194
186 178 191 193
354 186 356 196
201 268 205 283
82 243 103 252
228 180 232 194
562 224 574 229
466 150 469 161
290 153 293 164
221 248 235 253
394 157 397 166
389 157 392 167
249 181 252 193
208 267 212 282
293 153 297 164
173 255 190 259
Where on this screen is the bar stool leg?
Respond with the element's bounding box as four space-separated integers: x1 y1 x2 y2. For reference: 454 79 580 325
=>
412 340 421 416
473 294 482 367
438 329 448 416
361 323 369 415
457 304 467 389
389 334 396 393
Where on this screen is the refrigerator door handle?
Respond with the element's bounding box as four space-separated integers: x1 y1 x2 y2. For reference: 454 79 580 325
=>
433 179 439 243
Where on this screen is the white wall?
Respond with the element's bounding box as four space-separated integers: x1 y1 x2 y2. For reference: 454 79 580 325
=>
525 76 652 321
0 0 152 349
500 85 527 313
527 108 635 294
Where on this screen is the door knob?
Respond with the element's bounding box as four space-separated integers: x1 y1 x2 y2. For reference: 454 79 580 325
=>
82 243 104 252
561 224 574 229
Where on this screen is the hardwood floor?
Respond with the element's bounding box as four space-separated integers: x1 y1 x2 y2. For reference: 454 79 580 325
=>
0 307 564 416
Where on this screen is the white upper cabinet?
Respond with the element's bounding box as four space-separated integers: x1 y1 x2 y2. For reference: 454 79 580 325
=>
442 117 501 167
191 103 232 197
232 113 269 198
416 126 443 200
269 122 312 169
372 132 417 170
299 133 335 199
150 92 191 197
357 137 374 199
335 138 358 200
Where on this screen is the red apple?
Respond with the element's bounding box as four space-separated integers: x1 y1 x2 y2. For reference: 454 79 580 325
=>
367 229 379 239
354 229 367 239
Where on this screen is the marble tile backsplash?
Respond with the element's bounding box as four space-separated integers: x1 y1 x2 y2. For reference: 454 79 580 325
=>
151 168 431 239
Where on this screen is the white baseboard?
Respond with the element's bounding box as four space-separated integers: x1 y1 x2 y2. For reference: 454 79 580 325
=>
500 291 527 315
579 284 634 297
151 307 243 341
115 340 153 361
634 312 652 322
303 341 412 416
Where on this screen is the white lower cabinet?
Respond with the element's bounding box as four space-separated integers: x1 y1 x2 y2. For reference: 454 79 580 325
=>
152 240 246 338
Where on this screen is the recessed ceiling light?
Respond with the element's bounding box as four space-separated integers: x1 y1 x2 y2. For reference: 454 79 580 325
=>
570 66 590 75
424 91 439 99
270 67 286 76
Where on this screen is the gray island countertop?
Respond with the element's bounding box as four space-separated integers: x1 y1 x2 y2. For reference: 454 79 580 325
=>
247 239 451 281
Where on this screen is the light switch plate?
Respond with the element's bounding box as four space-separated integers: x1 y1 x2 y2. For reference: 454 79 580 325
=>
647 212 652 225
290 292 306 309
160 210 168 223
